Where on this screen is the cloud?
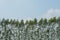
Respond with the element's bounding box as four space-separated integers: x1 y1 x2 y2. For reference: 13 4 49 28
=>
42 8 60 18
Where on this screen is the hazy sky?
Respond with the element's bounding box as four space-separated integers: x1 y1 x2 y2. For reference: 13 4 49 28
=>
0 0 60 20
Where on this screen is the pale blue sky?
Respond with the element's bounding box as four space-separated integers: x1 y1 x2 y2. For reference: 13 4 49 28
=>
0 0 60 19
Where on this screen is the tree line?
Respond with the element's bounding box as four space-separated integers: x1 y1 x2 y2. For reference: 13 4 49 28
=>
0 17 60 40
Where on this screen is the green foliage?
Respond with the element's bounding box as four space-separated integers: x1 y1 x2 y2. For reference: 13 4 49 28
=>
38 18 43 25
25 20 29 25
29 20 34 25
0 17 60 40
1 18 5 26
33 18 37 25
43 18 47 25
20 19 24 26
48 17 56 25
15 19 19 26
0 17 59 26
57 17 60 24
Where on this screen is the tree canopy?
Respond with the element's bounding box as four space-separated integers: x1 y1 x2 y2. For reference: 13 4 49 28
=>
0 17 60 40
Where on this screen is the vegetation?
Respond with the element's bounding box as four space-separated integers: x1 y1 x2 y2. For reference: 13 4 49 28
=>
0 17 60 40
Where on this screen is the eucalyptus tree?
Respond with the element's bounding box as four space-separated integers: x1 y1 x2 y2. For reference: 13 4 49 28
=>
48 17 57 40
12 19 16 25
1 18 5 28
42 18 48 33
9 19 16 40
57 17 60 24
13 19 19 40
15 19 19 27
38 18 43 31
24 20 29 40
14 19 22 40
39 18 43 24
56 17 60 40
38 18 43 29
25 20 29 25
38 18 43 40
43 18 48 40
33 18 37 25
48 17 56 25
32 18 37 31
4 19 10 40
20 19 24 29
43 18 48 25
18 19 25 40
9 19 13 25
0 18 5 40
1 18 6 40
1 18 10 40
33 18 37 32
33 18 40 40
17 22 21 40
20 19 25 33
27 20 34 40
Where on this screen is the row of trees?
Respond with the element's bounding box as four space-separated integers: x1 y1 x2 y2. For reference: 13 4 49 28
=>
0 17 60 40
0 17 60 26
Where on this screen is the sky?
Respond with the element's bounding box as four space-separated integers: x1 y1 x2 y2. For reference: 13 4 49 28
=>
0 0 60 20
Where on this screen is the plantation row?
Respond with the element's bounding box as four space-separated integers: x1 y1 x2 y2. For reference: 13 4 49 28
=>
0 17 60 40
0 17 60 26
